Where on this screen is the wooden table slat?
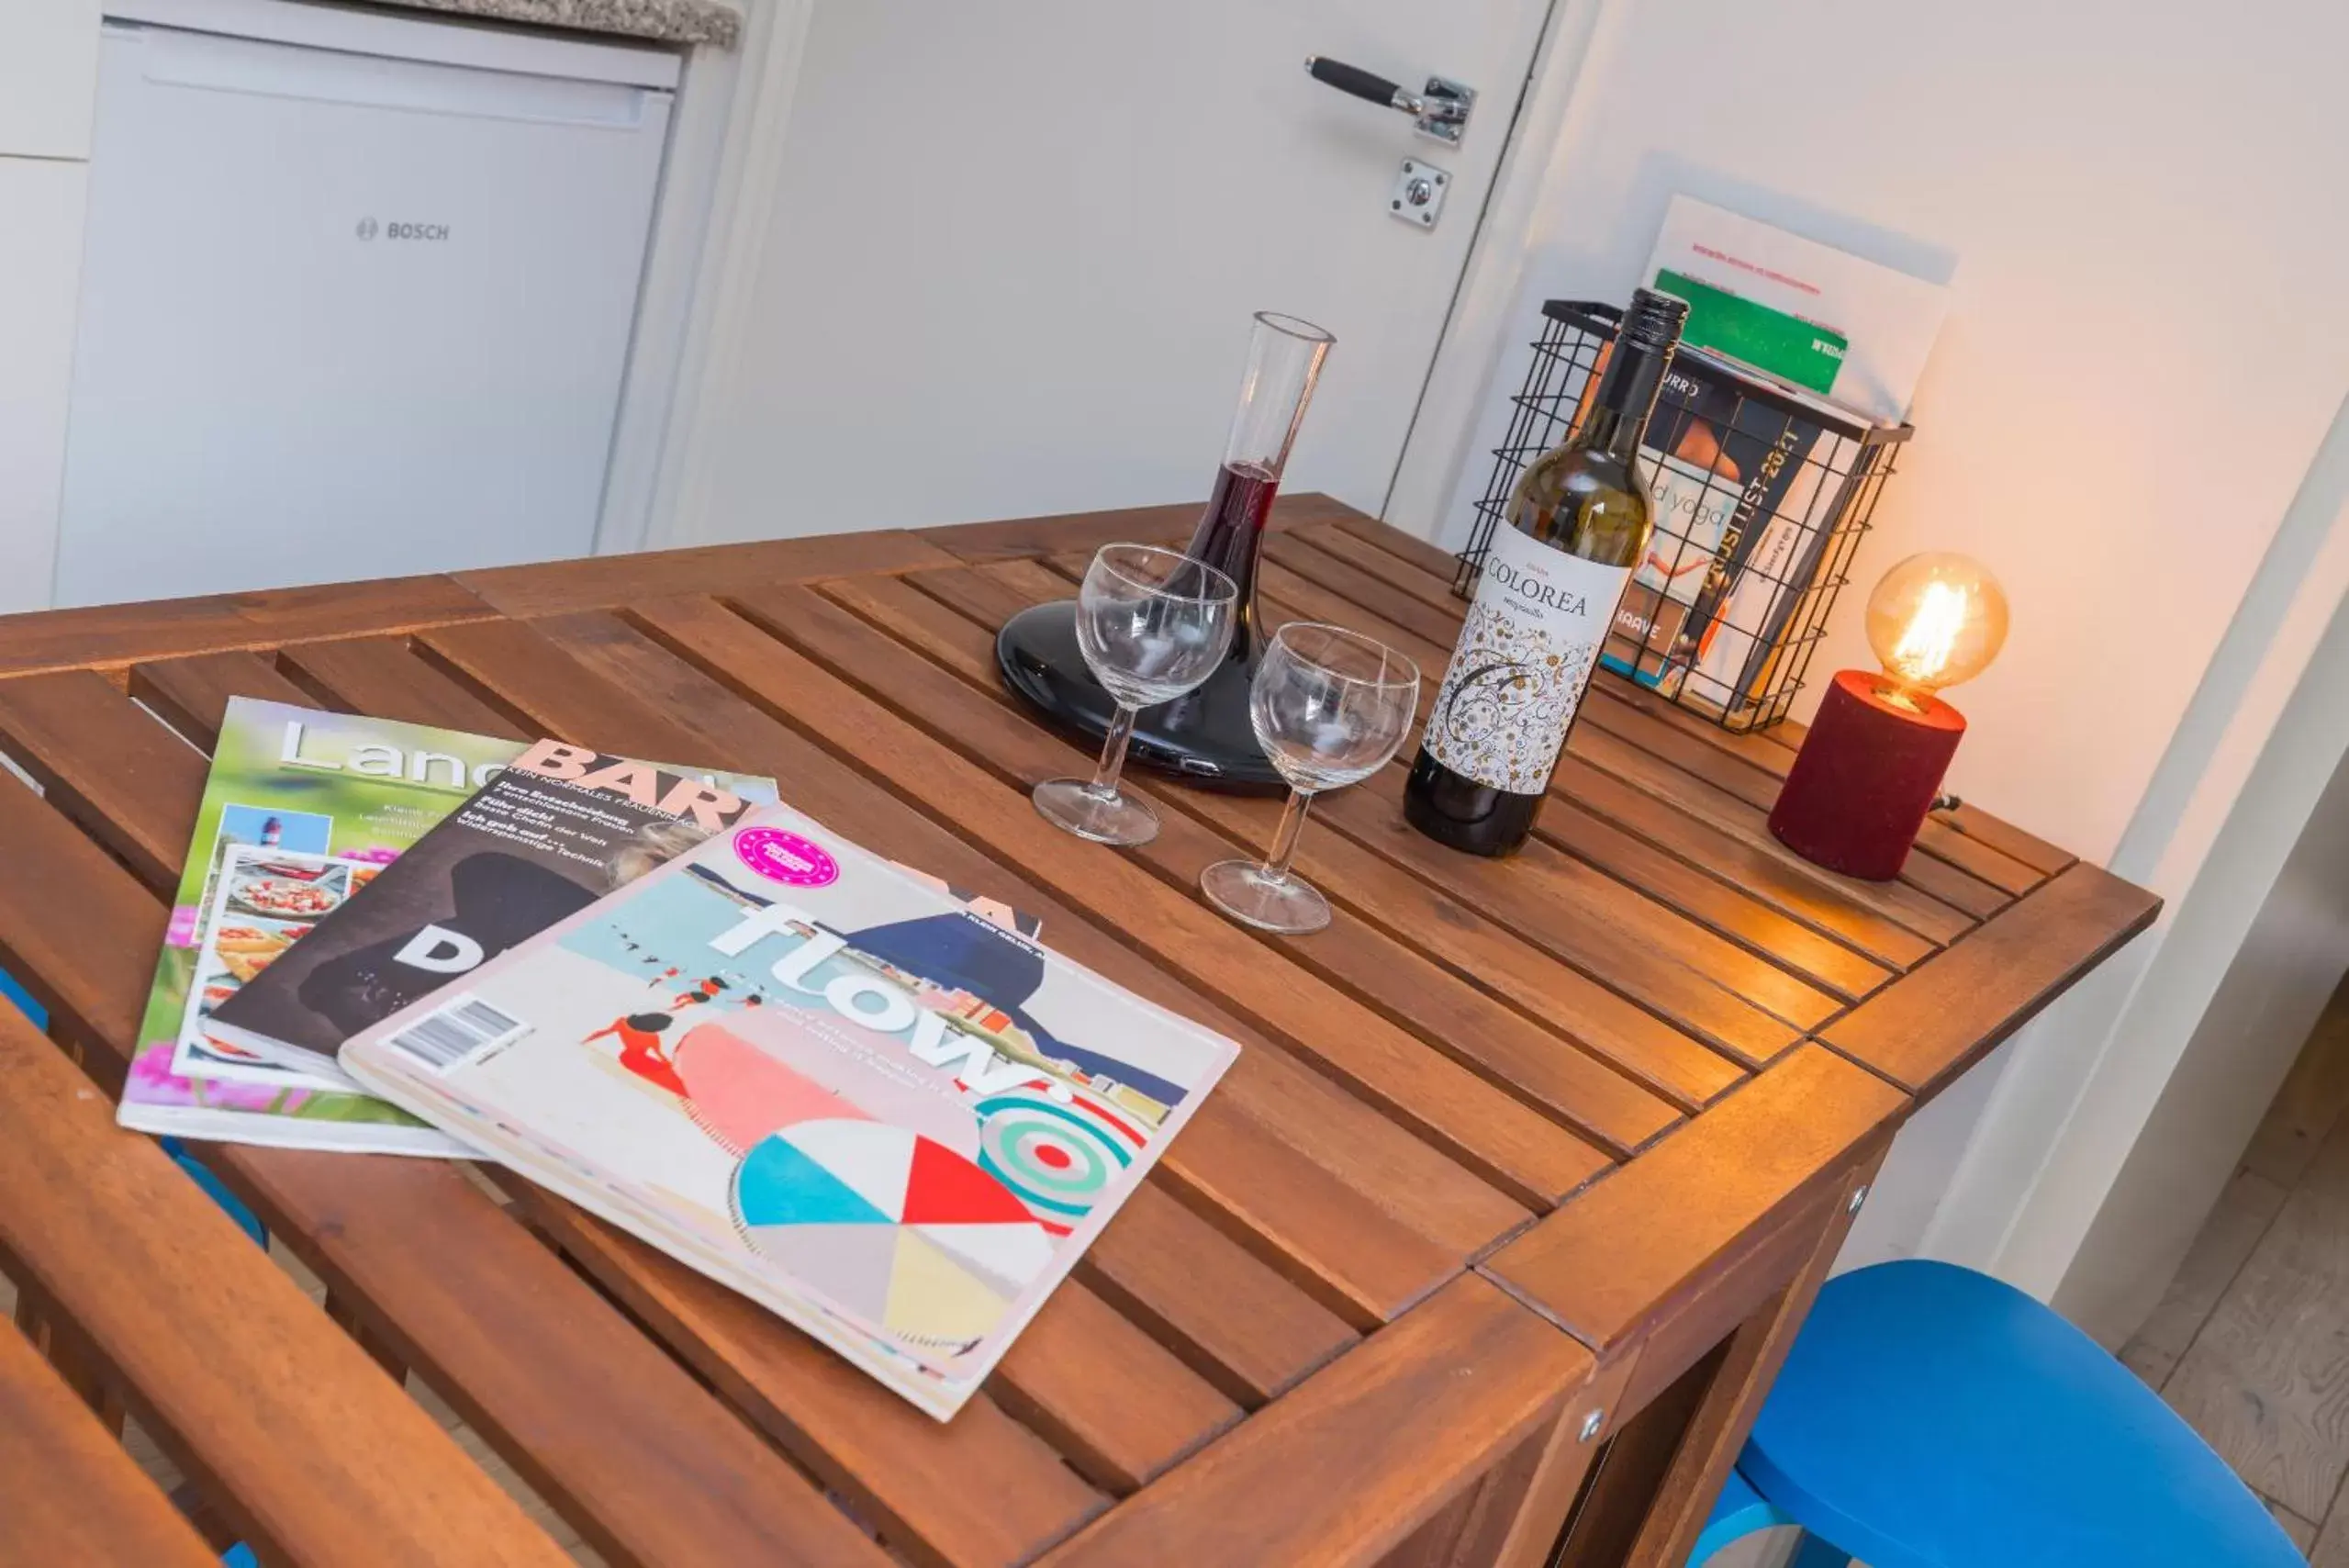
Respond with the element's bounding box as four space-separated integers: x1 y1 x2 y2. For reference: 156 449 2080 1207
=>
1591 673 2056 902
1036 1276 1596 1568
1932 801 2077 878
915 501 1201 564
521 1182 1113 1568
1886 837 2016 919
913 564 1751 1112
1316 510 1467 581
0 574 495 679
1574 665 1818 785
1234 553 1455 676
1314 778 1821 1058
1300 516 2057 902
1909 814 2051 896
484 605 1492 1325
0 669 207 894
1585 676 2059 899
1277 525 1468 618
735 581 1632 1182
0 769 169 1056
993 1280 1245 1493
912 492 1355 567
0 1011 575 1567
878 563 1679 1146
239 1149 895 1567
1546 752 1937 971
128 650 318 749
1152 788 1702 1142
1078 1182 1358 1408
278 634 532 738
1568 722 1976 945
1820 861 2164 1093
1024 554 1863 1040
1580 689 2012 922
453 529 963 619
1530 791 1897 1002
724 584 1594 1209
1581 681 1812 806
420 615 1361 1482
618 596 1537 1254
1260 533 1468 653
0 1311 218 1565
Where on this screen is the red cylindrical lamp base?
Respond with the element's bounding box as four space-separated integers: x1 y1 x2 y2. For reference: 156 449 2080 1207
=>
1769 668 1964 881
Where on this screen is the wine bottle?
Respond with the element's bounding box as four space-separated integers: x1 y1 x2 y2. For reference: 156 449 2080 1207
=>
1404 288 1689 856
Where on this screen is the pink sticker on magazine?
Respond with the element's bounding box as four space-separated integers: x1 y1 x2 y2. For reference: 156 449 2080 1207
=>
734 826 839 888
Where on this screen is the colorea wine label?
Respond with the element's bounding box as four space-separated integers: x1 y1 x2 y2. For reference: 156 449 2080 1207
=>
1425 525 1633 794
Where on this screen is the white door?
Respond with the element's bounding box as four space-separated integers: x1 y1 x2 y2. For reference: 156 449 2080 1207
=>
688 0 1557 542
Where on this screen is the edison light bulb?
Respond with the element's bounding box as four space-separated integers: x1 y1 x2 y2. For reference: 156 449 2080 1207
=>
1863 553 2008 710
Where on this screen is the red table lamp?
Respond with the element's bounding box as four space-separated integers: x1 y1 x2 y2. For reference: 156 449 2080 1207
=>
1769 553 2009 880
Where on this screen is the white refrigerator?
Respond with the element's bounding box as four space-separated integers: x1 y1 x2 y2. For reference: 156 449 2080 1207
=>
56 0 678 607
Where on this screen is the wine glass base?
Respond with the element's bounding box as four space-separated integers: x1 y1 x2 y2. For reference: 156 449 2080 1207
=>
1200 858 1331 935
1033 778 1160 846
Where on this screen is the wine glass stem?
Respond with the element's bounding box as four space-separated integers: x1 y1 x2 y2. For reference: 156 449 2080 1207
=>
1260 789 1315 885
1088 704 1140 801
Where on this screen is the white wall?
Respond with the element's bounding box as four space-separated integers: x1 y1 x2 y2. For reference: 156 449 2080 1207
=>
0 162 87 614
1993 401 2349 1338
0 0 99 615
1396 0 2349 1305
2065 691 2349 1338
1417 0 2349 858
0 0 99 159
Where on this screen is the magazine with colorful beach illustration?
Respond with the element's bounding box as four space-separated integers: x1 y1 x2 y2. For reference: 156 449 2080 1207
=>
338 802 1242 1419
210 738 772 1081
117 699 525 1154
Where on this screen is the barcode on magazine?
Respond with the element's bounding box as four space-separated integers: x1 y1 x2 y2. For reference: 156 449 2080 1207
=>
385 994 528 1073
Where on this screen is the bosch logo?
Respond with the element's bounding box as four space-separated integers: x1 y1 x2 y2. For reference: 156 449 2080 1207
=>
356 218 449 241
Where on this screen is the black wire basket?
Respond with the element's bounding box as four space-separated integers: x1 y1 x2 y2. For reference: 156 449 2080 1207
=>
1456 299 1914 734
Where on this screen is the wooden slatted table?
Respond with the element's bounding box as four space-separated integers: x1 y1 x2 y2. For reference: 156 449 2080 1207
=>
0 496 2156 1567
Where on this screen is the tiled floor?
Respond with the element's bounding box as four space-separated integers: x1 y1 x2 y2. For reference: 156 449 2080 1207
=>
2120 975 2349 1564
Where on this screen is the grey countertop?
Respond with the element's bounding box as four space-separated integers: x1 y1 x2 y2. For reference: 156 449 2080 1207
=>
341 0 739 50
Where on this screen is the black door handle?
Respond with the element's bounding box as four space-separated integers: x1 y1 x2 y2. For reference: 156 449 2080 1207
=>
1306 55 1409 110
1303 56 1474 143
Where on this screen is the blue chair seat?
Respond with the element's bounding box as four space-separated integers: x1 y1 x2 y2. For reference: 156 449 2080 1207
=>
1697 1260 2301 1568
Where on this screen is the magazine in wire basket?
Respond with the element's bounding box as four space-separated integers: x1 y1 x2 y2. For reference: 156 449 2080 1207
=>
1457 300 1913 733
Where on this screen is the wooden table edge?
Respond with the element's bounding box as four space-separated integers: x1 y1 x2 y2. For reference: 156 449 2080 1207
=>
1817 861 2163 1096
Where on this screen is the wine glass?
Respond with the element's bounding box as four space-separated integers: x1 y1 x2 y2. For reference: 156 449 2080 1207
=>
1200 622 1420 935
1032 543 1238 846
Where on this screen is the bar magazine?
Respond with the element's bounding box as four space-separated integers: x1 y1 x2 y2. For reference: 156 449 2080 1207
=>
210 738 771 1080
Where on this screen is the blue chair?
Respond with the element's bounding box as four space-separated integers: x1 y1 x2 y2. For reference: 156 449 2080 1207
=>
1691 1260 2303 1567
0 965 46 1029
159 1137 270 1250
